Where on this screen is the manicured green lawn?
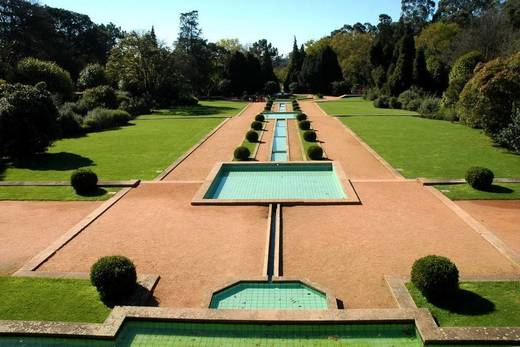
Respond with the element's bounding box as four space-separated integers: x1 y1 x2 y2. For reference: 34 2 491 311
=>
239 129 262 160
0 277 111 323
1 117 223 182
407 282 520 327
0 186 119 201
318 97 418 116
151 100 247 118
339 116 520 179
435 183 520 200
298 128 321 160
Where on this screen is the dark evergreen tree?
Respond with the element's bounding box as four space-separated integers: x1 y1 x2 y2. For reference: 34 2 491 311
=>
413 47 431 90
260 48 279 92
245 53 263 94
284 37 304 91
226 51 248 96
388 29 416 96
299 46 343 94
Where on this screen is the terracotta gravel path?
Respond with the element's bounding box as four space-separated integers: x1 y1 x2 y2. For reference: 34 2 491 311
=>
283 181 519 309
38 183 269 308
456 200 520 255
301 101 399 180
0 201 101 274
164 103 264 181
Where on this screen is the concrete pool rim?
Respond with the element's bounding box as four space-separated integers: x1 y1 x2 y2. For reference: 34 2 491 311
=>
191 161 361 206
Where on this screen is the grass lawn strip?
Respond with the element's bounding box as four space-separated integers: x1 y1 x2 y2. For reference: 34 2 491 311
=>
0 186 119 201
0 276 110 323
407 281 520 327
435 183 520 200
318 97 418 116
339 115 520 179
151 100 247 118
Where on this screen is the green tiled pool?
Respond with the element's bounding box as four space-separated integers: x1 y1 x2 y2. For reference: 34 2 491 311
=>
263 112 299 120
203 163 346 200
210 281 328 310
0 322 422 346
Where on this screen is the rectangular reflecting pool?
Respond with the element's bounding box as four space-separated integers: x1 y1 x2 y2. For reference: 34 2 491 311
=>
263 112 299 120
192 162 360 205
0 322 422 346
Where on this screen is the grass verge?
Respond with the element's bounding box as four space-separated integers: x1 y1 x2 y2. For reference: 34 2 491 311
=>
0 186 119 201
407 281 520 327
318 97 418 116
151 100 247 118
0 276 111 323
435 183 520 200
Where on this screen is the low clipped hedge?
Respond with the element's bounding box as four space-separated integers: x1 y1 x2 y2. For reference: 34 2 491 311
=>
298 120 311 130
307 145 323 160
84 108 131 131
411 255 459 300
255 114 265 122
234 146 251 161
296 113 307 121
251 121 263 131
70 169 98 194
246 130 259 143
303 130 317 142
465 167 494 190
90 256 137 304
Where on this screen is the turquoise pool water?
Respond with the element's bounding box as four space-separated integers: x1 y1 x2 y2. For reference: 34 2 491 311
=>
0 322 422 346
210 281 327 310
263 112 298 120
203 163 346 200
271 119 288 161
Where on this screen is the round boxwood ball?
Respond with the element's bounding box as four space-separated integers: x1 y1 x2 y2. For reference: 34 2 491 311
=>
411 255 459 300
246 130 259 143
303 130 317 142
251 121 263 131
234 146 251 161
255 114 265 122
90 255 137 303
296 113 307 121
298 120 311 130
307 145 323 160
70 169 98 194
465 167 494 190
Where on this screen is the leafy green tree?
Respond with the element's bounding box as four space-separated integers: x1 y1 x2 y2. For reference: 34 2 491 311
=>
443 50 483 108
433 0 498 26
401 0 436 32
77 64 107 90
16 57 73 97
0 83 58 158
458 52 520 134
505 0 520 28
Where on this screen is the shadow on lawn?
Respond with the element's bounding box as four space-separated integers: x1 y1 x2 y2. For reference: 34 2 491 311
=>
430 289 495 316
155 104 237 117
481 185 515 194
77 187 108 197
10 152 94 172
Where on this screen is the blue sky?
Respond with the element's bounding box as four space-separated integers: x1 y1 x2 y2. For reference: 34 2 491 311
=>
42 0 405 55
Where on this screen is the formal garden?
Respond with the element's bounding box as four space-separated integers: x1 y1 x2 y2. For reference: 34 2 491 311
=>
0 0 519 345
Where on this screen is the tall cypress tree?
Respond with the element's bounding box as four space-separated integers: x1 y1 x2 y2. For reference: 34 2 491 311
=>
413 47 431 91
299 45 342 94
284 37 303 91
388 29 415 96
261 47 278 87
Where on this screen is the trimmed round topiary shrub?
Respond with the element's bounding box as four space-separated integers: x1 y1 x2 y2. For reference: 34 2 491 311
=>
296 113 307 121
90 256 137 304
70 169 98 194
246 130 259 143
234 146 251 161
299 120 311 130
303 130 317 142
251 121 263 131
465 167 494 190
411 255 459 300
255 114 265 122
307 145 323 160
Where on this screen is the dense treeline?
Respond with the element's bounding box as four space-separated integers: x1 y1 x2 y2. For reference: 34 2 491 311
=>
281 0 518 151
0 2 281 159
